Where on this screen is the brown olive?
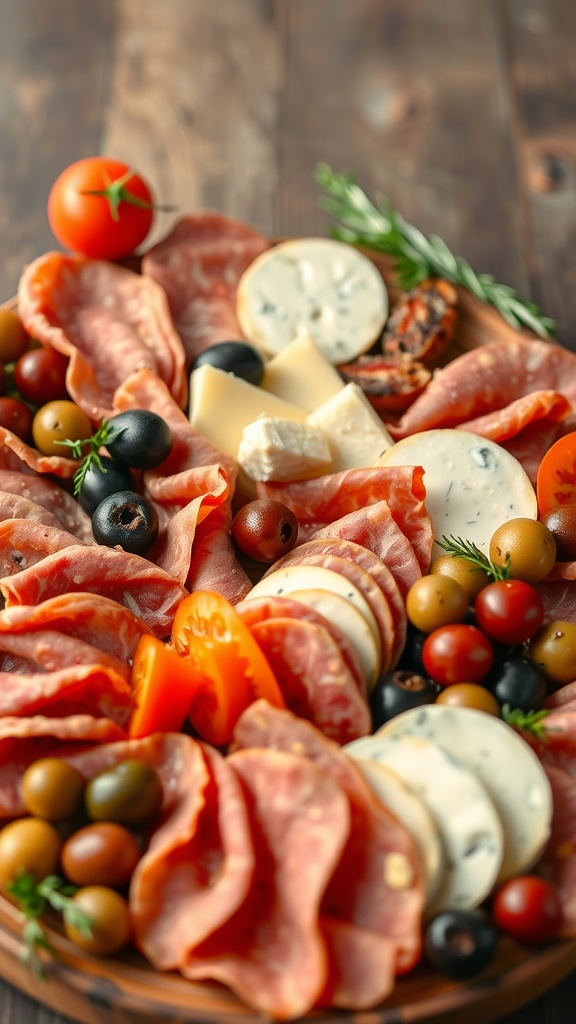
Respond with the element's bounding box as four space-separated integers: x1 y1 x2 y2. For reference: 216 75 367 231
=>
436 683 501 716
21 758 85 822
61 822 141 888
541 505 576 562
231 499 298 562
0 818 62 889
429 554 491 602
85 760 163 826
528 620 576 685
405 574 469 633
32 400 93 457
65 885 131 956
489 518 557 584
0 309 29 363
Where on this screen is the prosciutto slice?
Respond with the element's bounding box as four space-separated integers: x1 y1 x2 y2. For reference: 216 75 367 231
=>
187 504 252 604
0 472 93 542
0 661 133 725
0 520 79 577
142 213 270 366
0 629 128 680
17 253 187 421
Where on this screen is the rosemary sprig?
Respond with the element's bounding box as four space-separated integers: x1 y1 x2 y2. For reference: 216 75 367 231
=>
7 872 93 978
502 704 551 741
55 420 118 496
314 163 556 339
436 534 510 581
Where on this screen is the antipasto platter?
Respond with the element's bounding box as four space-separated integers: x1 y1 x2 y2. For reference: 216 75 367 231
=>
0 159 576 1024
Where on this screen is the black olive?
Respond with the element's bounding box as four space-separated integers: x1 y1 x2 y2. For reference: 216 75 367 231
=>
485 654 547 712
424 909 498 979
190 341 265 385
105 411 172 469
78 456 136 516
370 669 438 730
395 622 427 673
92 490 159 555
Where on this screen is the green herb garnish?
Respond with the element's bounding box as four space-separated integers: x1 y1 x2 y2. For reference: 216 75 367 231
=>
314 163 556 339
7 872 93 978
502 704 551 741
55 419 119 496
436 534 510 581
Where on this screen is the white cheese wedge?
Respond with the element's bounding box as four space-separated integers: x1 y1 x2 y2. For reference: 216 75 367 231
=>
377 428 537 557
307 383 394 473
375 704 553 882
260 333 345 412
353 757 445 910
287 588 381 689
247 564 381 648
237 418 332 483
345 733 504 914
237 238 389 364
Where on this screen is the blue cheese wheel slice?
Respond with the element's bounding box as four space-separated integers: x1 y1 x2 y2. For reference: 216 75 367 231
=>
236 238 389 364
345 733 504 914
375 704 553 882
377 429 537 556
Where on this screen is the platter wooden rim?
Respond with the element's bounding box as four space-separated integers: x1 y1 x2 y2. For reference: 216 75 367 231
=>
0 247 570 1024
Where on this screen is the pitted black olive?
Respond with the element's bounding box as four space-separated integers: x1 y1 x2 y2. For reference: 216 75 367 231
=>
370 669 439 730
91 490 159 555
78 456 136 516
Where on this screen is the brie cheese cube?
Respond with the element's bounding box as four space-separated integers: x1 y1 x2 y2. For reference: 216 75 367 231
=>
307 383 394 473
260 333 345 412
237 418 332 482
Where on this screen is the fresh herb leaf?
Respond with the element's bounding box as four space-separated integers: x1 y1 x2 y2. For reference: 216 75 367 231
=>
502 704 551 741
314 163 556 339
7 872 93 977
436 534 510 581
55 419 119 496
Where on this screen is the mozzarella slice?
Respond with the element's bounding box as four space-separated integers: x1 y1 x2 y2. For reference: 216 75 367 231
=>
375 704 553 882
353 757 445 910
287 588 381 689
377 428 537 557
345 733 504 914
237 238 389 363
247 565 381 649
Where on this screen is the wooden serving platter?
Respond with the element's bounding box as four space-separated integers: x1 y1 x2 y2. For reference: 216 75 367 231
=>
0 247 571 1024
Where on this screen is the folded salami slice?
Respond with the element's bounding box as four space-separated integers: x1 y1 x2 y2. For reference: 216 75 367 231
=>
18 253 187 420
0 426 80 479
142 213 271 366
458 390 570 442
131 742 254 972
0 660 133 725
0 519 80 577
184 746 350 1019
0 545 187 638
0 491 69 532
0 473 93 542
233 701 424 1009
501 420 562 486
0 628 129 680
539 765 576 935
186 504 252 605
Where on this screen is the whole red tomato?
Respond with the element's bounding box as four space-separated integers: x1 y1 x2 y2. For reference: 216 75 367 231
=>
474 579 544 645
492 876 563 944
47 157 155 261
422 623 494 686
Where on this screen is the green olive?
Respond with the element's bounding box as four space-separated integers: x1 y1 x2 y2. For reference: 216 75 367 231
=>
0 309 29 363
405 574 469 633
429 554 491 602
21 758 85 822
436 683 501 716
0 818 62 889
32 400 93 457
489 518 557 584
85 760 163 826
528 620 576 685
65 885 131 956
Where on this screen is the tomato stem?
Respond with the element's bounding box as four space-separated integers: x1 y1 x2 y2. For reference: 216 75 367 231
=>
79 168 174 221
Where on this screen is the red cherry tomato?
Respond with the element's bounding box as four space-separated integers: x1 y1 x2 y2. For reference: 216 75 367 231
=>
47 157 155 261
492 875 563 944
0 396 32 440
474 580 544 645
536 431 576 518
422 624 495 686
14 347 69 405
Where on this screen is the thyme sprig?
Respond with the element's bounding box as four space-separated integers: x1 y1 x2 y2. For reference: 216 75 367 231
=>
55 419 118 496
436 534 510 581
314 163 556 339
7 872 93 979
502 705 551 742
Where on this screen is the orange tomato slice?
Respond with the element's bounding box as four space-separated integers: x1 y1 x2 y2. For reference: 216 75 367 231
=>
129 635 200 739
183 634 254 746
536 431 576 517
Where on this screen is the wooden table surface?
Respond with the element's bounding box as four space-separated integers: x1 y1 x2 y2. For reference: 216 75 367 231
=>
1 1 576 1022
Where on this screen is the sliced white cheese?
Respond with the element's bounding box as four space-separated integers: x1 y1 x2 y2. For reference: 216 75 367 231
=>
260 333 345 412
377 428 537 557
287 588 381 689
307 383 394 473
247 564 381 649
345 732 504 914
353 757 445 911
375 704 553 882
237 418 332 483
237 238 389 364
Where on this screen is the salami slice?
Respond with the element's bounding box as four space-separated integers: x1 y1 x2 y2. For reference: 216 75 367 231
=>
0 629 129 680
458 390 570 443
0 520 80 577
540 765 576 935
0 472 93 542
142 213 271 366
187 504 252 604
0 661 133 725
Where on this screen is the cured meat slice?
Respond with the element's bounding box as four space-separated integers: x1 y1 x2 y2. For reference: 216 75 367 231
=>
0 661 133 725
540 765 576 935
0 426 79 479
17 253 187 421
0 593 152 667
263 538 407 667
236 595 365 693
0 545 187 638
185 746 350 1019
233 702 424 1008
390 337 576 439
537 581 576 627
257 466 431 572
131 742 254 972
142 213 271 366
187 504 252 604
0 491 69 532
501 420 562 487
0 629 129 680
248 618 371 743
0 472 93 542
0 520 79 577
457 390 570 443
